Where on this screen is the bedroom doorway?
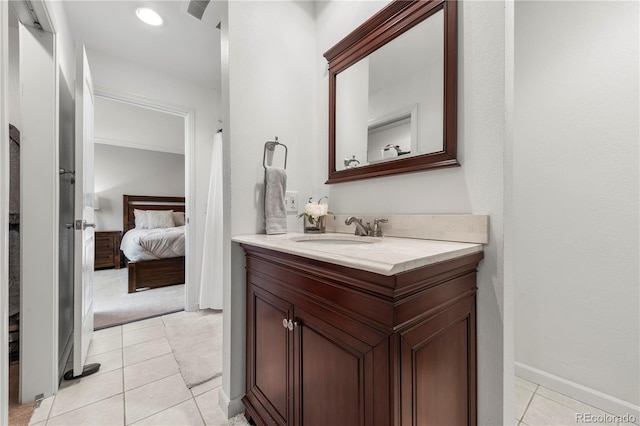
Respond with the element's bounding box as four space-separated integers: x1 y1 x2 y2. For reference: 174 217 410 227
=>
92 91 195 329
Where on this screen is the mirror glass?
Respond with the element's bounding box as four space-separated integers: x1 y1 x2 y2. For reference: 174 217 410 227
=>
336 9 444 170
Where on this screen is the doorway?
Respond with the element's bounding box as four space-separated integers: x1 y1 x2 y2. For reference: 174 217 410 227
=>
92 92 191 329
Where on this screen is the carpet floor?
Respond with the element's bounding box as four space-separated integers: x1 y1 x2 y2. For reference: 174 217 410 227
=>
9 362 35 426
94 267 185 329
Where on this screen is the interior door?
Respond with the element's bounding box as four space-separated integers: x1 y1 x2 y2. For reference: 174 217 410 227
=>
18 19 59 401
72 44 96 377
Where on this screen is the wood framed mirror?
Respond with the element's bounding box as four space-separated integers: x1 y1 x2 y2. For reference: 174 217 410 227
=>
324 0 458 184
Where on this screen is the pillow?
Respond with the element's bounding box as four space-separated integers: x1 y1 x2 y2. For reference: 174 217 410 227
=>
134 209 149 229
173 211 186 226
147 210 175 229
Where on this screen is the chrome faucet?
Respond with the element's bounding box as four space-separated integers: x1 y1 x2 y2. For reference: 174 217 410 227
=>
345 216 372 236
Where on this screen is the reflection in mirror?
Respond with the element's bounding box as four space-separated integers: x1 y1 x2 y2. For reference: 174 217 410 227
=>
367 105 417 164
335 9 444 170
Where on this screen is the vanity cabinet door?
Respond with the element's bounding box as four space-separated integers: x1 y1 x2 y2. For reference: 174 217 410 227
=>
399 296 476 426
246 284 295 426
293 307 377 426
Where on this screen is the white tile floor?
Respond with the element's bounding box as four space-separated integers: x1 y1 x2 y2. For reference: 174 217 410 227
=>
516 376 639 426
26 311 638 426
28 310 248 426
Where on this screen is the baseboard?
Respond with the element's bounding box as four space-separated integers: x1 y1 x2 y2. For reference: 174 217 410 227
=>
515 362 639 421
218 387 245 419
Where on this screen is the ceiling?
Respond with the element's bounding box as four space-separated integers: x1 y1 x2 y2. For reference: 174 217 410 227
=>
62 0 221 89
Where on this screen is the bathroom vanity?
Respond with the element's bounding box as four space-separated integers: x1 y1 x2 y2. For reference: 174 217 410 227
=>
234 233 484 426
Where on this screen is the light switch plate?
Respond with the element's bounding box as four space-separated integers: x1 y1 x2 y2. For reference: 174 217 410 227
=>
285 191 298 213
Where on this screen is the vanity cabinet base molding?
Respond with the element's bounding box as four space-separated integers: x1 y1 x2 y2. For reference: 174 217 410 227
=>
241 244 483 426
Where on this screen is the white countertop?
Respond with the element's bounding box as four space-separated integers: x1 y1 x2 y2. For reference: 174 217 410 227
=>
232 233 483 276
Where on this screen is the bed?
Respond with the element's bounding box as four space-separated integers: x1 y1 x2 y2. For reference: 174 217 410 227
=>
122 195 186 293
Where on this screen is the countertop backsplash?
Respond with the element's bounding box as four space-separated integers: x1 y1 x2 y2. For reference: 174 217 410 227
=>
325 214 489 244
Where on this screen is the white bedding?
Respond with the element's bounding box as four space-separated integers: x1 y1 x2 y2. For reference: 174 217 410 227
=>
121 226 185 262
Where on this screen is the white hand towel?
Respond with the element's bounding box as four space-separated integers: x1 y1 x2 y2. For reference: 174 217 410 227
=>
265 166 287 234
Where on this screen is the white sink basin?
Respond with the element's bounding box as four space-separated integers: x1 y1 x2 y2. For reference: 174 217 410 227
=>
290 235 381 245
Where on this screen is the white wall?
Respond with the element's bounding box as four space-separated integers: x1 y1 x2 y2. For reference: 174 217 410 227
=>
226 0 319 235
316 1 507 423
94 144 185 232
222 0 318 416
85 48 216 310
514 1 639 416
94 97 185 155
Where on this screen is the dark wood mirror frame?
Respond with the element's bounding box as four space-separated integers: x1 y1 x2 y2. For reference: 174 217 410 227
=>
324 0 458 184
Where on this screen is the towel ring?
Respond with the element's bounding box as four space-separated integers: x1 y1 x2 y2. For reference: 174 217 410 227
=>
263 137 288 170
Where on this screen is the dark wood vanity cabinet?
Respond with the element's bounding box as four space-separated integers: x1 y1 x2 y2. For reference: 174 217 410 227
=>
241 244 483 426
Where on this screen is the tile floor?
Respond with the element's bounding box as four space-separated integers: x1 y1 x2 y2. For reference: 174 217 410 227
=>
516 376 638 426
24 310 638 426
27 310 248 426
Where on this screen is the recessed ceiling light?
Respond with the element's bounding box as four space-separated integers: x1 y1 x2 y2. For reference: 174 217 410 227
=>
136 7 163 26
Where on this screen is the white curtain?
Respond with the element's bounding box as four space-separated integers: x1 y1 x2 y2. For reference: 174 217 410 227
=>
198 132 223 309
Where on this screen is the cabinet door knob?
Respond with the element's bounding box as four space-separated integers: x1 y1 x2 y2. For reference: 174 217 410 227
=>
282 318 288 329
287 319 294 331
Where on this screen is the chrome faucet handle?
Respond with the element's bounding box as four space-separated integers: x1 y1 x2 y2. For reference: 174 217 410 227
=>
372 218 388 237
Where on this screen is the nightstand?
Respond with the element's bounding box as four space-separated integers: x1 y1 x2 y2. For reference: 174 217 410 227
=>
95 231 122 270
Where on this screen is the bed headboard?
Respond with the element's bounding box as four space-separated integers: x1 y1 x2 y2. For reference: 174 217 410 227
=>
123 195 186 233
